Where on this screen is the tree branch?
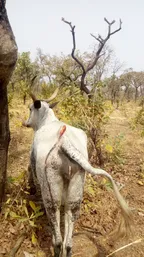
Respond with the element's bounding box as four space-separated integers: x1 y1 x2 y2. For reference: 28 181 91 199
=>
87 18 122 72
110 19 122 36
90 33 103 44
62 17 122 96
104 17 122 36
62 18 86 74
62 17 90 94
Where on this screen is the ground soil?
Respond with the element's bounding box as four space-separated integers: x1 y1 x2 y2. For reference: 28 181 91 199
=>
0 100 144 257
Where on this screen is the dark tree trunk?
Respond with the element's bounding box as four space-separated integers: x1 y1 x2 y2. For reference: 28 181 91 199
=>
90 127 104 167
135 87 138 102
23 93 26 105
0 85 10 205
11 82 15 92
0 0 17 208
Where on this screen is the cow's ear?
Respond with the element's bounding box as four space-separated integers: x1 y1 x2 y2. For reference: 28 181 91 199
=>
34 100 41 109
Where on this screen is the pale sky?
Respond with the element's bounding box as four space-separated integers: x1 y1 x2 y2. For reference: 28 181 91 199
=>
7 0 144 71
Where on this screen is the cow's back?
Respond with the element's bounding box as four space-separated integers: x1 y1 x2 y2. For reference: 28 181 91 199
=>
34 120 88 161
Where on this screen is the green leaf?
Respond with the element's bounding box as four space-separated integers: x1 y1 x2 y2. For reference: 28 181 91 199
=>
105 144 113 153
9 211 21 218
23 206 29 217
7 176 15 183
29 220 37 227
19 217 29 222
4 208 10 219
14 171 25 182
87 186 95 196
35 206 41 212
30 213 35 219
29 201 37 212
84 204 89 213
34 211 44 218
102 178 113 190
6 198 11 204
31 232 37 245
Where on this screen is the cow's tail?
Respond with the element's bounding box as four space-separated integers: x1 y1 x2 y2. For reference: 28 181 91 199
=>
61 134 132 238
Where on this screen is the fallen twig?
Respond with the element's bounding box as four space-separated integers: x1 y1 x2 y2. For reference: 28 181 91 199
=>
9 232 26 257
80 225 103 235
138 208 144 213
72 253 82 256
106 238 144 257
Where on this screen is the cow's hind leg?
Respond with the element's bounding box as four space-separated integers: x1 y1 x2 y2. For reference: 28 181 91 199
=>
63 209 77 257
42 167 63 257
63 171 85 257
48 208 62 257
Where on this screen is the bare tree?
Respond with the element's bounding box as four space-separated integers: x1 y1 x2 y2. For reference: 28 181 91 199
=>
132 72 144 102
0 0 17 208
62 17 122 96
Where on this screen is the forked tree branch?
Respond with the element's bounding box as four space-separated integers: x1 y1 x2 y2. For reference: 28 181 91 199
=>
62 18 86 74
62 17 90 94
87 18 122 72
62 17 122 95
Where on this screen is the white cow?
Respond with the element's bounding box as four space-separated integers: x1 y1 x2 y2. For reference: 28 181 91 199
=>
24 91 131 257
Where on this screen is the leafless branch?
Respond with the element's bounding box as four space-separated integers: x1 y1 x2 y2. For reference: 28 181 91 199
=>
29 75 37 88
90 33 103 44
104 17 115 25
106 238 144 257
62 18 86 74
62 18 90 94
103 18 122 38
88 18 122 72
62 17 122 96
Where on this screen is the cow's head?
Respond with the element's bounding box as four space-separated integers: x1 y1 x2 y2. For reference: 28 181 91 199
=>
23 88 59 130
